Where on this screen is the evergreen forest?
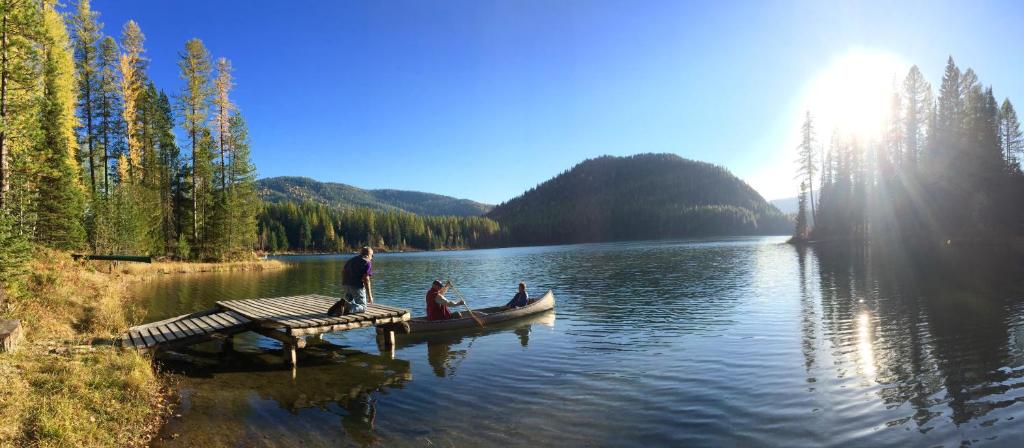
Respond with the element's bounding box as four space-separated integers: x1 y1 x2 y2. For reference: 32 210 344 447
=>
793 57 1024 245
0 0 258 275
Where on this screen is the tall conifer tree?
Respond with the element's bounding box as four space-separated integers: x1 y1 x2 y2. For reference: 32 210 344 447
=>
35 0 85 249
178 38 212 252
71 0 101 195
999 99 1022 172
96 35 121 193
902 65 930 169
796 111 817 224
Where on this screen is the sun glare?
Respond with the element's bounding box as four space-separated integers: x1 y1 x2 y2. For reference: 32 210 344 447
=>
802 50 908 140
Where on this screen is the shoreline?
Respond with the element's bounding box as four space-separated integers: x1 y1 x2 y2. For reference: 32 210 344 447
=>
0 251 287 446
115 259 288 278
269 234 795 257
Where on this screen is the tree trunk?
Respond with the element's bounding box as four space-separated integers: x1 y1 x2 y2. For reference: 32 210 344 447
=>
85 56 95 195
102 100 109 196
808 177 816 226
191 114 198 245
0 15 8 209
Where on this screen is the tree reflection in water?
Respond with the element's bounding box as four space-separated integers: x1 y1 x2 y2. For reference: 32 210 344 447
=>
803 242 1024 432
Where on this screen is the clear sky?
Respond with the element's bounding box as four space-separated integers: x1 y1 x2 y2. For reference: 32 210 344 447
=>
87 0 1024 203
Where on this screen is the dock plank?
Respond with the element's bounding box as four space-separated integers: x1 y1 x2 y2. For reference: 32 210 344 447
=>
222 300 274 321
139 330 156 347
178 318 206 335
127 295 410 351
161 323 189 341
197 315 227 331
149 325 174 343
260 298 334 326
270 296 333 321
205 313 235 329
250 298 329 327
167 321 194 337
287 296 367 325
238 299 312 327
144 327 166 344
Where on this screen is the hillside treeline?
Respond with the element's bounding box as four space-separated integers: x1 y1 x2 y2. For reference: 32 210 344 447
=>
0 0 258 275
487 154 792 246
257 202 504 252
794 57 1024 244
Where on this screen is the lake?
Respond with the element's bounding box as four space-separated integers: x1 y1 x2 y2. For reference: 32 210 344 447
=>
136 236 1024 447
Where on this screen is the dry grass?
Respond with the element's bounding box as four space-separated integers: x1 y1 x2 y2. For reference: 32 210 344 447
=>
114 258 286 277
0 249 164 447
0 252 288 447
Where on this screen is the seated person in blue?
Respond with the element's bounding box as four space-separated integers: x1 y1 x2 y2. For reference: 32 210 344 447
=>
506 282 529 308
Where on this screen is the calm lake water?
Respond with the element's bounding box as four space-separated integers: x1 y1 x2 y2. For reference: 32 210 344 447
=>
136 237 1024 447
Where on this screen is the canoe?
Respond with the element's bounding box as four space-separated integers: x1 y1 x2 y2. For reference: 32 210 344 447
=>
406 289 556 333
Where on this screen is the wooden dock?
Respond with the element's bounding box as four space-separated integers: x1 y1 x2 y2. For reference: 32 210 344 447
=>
121 294 411 365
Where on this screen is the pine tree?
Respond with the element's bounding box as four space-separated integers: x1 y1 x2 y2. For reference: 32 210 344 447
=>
0 0 42 212
119 20 143 178
32 1 86 249
213 57 233 193
71 0 102 196
902 65 930 169
930 57 963 177
194 127 215 258
178 38 212 251
209 57 234 257
999 99 1022 173
795 111 817 224
154 89 180 254
0 208 29 284
794 181 808 240
884 91 902 173
96 35 121 194
226 112 257 257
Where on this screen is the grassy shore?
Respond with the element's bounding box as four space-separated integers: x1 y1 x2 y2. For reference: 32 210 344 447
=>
0 251 284 447
117 258 286 277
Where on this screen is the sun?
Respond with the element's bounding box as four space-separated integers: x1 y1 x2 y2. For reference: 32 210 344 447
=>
801 49 908 140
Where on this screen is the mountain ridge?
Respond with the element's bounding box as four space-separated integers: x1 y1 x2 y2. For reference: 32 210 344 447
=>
256 176 493 217
486 153 791 245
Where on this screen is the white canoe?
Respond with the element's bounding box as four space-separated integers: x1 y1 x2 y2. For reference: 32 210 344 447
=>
406 290 556 333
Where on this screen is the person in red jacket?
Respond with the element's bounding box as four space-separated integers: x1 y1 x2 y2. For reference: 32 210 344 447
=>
425 280 464 321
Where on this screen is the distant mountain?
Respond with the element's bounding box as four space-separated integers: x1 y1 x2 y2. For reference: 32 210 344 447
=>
771 197 799 214
257 176 492 217
486 154 791 245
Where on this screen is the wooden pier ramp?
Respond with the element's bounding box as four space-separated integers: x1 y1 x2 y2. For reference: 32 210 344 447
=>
121 294 411 364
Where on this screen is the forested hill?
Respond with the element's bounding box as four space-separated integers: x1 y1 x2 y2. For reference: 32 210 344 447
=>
486 154 791 245
257 176 493 217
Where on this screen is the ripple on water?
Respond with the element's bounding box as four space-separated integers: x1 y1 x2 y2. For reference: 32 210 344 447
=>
141 237 1024 447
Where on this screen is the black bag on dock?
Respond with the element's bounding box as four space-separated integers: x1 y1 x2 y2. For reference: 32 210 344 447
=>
327 299 348 317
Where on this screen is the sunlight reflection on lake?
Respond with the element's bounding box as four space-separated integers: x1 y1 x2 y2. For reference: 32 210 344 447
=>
136 237 1024 447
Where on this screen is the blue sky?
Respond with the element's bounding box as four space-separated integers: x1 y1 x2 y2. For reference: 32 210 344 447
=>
86 0 1024 203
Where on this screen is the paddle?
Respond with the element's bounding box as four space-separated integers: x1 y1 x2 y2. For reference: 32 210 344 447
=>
446 280 485 328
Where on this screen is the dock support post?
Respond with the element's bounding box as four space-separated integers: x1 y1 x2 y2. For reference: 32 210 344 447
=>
215 333 234 355
284 343 297 366
375 329 395 358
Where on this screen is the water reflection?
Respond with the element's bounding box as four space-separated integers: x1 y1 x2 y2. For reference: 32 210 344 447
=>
855 312 876 381
153 342 411 447
132 238 1024 447
807 242 1024 442
398 311 556 378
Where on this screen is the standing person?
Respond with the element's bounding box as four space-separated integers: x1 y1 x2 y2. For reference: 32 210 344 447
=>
425 280 464 321
506 282 529 308
329 247 374 316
